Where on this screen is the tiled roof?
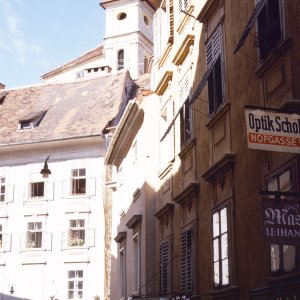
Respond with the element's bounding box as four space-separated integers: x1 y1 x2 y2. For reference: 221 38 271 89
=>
41 45 104 79
0 72 132 146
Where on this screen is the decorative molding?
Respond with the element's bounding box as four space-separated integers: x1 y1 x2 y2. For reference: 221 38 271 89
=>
126 214 142 229
172 35 195 66
155 70 173 96
202 153 235 189
114 231 127 243
174 182 199 209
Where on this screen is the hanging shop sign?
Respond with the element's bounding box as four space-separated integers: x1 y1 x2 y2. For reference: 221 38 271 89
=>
262 199 300 244
245 107 300 153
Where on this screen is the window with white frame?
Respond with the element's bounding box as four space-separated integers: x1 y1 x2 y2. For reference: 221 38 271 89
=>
256 0 282 61
266 165 298 275
69 219 85 247
133 232 141 293
181 228 193 294
206 27 224 115
71 168 86 195
30 182 44 198
159 241 170 295
67 270 83 300
0 177 5 202
212 207 229 287
26 222 42 248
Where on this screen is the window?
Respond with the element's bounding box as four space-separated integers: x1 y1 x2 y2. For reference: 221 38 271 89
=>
0 177 5 201
117 12 127 20
117 50 124 70
159 241 170 295
31 182 44 198
179 0 190 12
180 101 191 147
26 222 42 248
266 167 297 275
71 168 86 195
69 219 85 247
120 246 126 298
19 111 47 130
68 270 83 299
213 207 229 287
133 233 141 292
206 27 223 115
257 0 282 61
76 70 84 78
181 229 193 294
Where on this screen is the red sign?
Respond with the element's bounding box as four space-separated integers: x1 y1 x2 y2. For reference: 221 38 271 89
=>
262 199 300 244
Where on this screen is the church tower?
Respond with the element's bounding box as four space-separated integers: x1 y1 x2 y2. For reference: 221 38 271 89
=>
101 0 154 80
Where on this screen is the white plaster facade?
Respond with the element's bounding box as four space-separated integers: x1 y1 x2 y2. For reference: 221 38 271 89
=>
0 137 106 300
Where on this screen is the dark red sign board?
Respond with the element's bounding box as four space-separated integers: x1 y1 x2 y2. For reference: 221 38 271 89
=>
262 199 300 244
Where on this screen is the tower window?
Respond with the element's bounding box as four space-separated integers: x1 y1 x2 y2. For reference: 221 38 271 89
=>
117 12 127 20
117 50 124 70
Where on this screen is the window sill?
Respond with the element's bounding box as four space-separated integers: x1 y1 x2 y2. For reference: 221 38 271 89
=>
206 102 230 129
158 160 174 180
255 38 293 78
179 138 196 159
267 270 300 284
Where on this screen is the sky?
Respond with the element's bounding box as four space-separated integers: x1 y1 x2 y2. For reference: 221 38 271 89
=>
0 0 105 89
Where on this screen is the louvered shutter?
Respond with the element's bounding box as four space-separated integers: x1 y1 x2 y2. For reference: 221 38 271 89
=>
160 242 169 294
160 8 169 53
179 72 191 104
181 229 193 294
206 27 221 68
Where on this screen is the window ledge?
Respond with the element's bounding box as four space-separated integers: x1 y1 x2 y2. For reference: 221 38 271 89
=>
206 102 230 129
158 160 174 180
255 38 293 78
176 5 195 35
158 43 173 69
179 138 196 159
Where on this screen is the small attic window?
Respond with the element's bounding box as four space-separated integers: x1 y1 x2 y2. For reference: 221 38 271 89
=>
19 110 47 130
117 12 127 20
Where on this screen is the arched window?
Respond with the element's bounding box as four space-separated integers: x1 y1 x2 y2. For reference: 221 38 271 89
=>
117 49 124 70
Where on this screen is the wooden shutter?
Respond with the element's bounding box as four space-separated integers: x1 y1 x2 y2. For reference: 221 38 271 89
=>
160 241 169 294
45 182 54 201
5 184 14 202
179 72 190 104
43 231 53 251
181 229 193 293
86 228 95 247
87 177 96 196
206 27 221 68
62 179 70 198
3 234 11 252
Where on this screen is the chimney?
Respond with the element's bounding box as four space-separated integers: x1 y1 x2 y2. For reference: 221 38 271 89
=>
0 83 5 90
